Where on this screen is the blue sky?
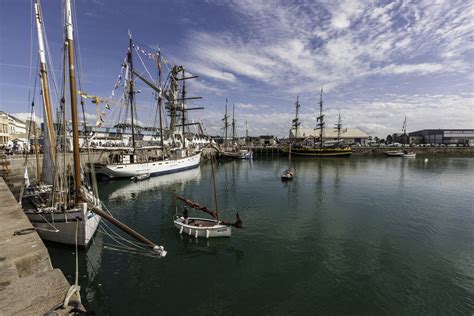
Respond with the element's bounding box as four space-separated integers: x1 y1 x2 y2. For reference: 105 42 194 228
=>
0 0 473 137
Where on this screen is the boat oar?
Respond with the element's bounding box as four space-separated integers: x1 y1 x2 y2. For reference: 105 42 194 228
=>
90 205 166 257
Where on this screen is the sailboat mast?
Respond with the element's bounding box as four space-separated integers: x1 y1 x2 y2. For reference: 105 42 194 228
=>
32 109 40 180
34 1 56 165
65 0 82 202
157 49 164 149
232 103 235 143
319 88 324 149
402 116 407 149
181 68 186 149
245 120 248 142
128 34 136 151
224 99 228 147
336 112 341 143
210 156 219 219
292 96 300 143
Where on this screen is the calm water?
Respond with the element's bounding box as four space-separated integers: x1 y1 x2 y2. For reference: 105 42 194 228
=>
48 156 474 315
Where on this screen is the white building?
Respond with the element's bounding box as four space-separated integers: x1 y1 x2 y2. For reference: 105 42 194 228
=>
0 112 28 146
289 127 369 146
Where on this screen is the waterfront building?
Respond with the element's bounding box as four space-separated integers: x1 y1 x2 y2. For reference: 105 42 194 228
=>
409 129 474 146
289 127 369 146
0 113 8 145
0 111 28 146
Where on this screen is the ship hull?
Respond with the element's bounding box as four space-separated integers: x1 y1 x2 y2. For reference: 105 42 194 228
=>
283 147 352 156
97 152 201 178
174 216 231 238
24 203 100 247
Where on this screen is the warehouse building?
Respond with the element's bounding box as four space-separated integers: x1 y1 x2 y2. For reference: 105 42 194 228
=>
409 129 474 146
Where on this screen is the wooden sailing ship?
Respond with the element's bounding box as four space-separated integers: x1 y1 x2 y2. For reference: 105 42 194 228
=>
220 100 253 159
21 0 166 257
95 36 202 178
283 90 352 157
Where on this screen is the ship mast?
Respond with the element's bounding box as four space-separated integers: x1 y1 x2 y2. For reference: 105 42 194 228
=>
292 96 300 143
402 116 407 149
34 0 56 174
157 49 164 149
223 99 229 148
335 112 342 144
128 33 137 153
181 68 186 149
65 0 83 202
232 104 236 144
317 88 325 149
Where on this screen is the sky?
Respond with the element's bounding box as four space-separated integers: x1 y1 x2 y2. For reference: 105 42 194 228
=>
0 0 473 138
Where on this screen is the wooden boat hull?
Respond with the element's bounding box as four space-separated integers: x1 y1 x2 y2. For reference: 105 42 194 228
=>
220 150 253 159
24 203 100 247
285 147 352 156
97 152 201 178
174 216 231 238
385 151 404 156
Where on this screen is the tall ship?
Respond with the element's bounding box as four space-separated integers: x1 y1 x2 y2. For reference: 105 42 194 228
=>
219 99 253 159
95 36 202 178
20 0 101 247
283 89 352 157
20 0 166 257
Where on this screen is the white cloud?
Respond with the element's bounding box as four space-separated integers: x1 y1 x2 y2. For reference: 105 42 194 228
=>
379 63 445 75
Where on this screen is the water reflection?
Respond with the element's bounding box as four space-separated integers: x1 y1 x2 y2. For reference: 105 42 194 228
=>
46 156 474 315
105 167 202 201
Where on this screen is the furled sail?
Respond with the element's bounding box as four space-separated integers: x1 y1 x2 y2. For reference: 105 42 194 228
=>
40 109 55 185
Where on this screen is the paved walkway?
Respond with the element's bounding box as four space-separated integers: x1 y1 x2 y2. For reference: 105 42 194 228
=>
0 177 73 315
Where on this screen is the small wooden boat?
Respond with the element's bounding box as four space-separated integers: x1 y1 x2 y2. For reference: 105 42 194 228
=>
174 156 243 238
174 196 242 238
385 150 404 157
174 216 232 238
281 144 294 180
402 152 416 158
281 168 294 181
131 172 150 182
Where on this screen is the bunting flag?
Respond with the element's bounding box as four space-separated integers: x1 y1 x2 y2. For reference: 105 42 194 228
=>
132 43 169 64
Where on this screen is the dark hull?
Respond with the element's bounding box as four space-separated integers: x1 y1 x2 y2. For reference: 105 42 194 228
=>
282 147 352 157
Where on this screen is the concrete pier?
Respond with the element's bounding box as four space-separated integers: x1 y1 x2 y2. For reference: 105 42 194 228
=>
0 177 72 315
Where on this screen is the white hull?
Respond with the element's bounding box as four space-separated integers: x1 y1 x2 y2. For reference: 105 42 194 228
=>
403 153 416 158
24 203 100 247
174 216 231 238
98 153 201 178
221 150 253 159
385 151 404 156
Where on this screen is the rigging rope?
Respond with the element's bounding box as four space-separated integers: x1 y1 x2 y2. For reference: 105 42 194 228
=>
62 220 82 309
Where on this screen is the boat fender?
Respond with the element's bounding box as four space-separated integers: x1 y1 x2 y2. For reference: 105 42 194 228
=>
206 230 209 238
179 226 183 234
188 229 192 236
195 229 198 238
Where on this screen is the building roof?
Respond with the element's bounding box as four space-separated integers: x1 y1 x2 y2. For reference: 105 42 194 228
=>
290 127 368 139
0 111 25 125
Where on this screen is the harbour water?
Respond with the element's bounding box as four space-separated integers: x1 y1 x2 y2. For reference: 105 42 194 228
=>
48 156 473 314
